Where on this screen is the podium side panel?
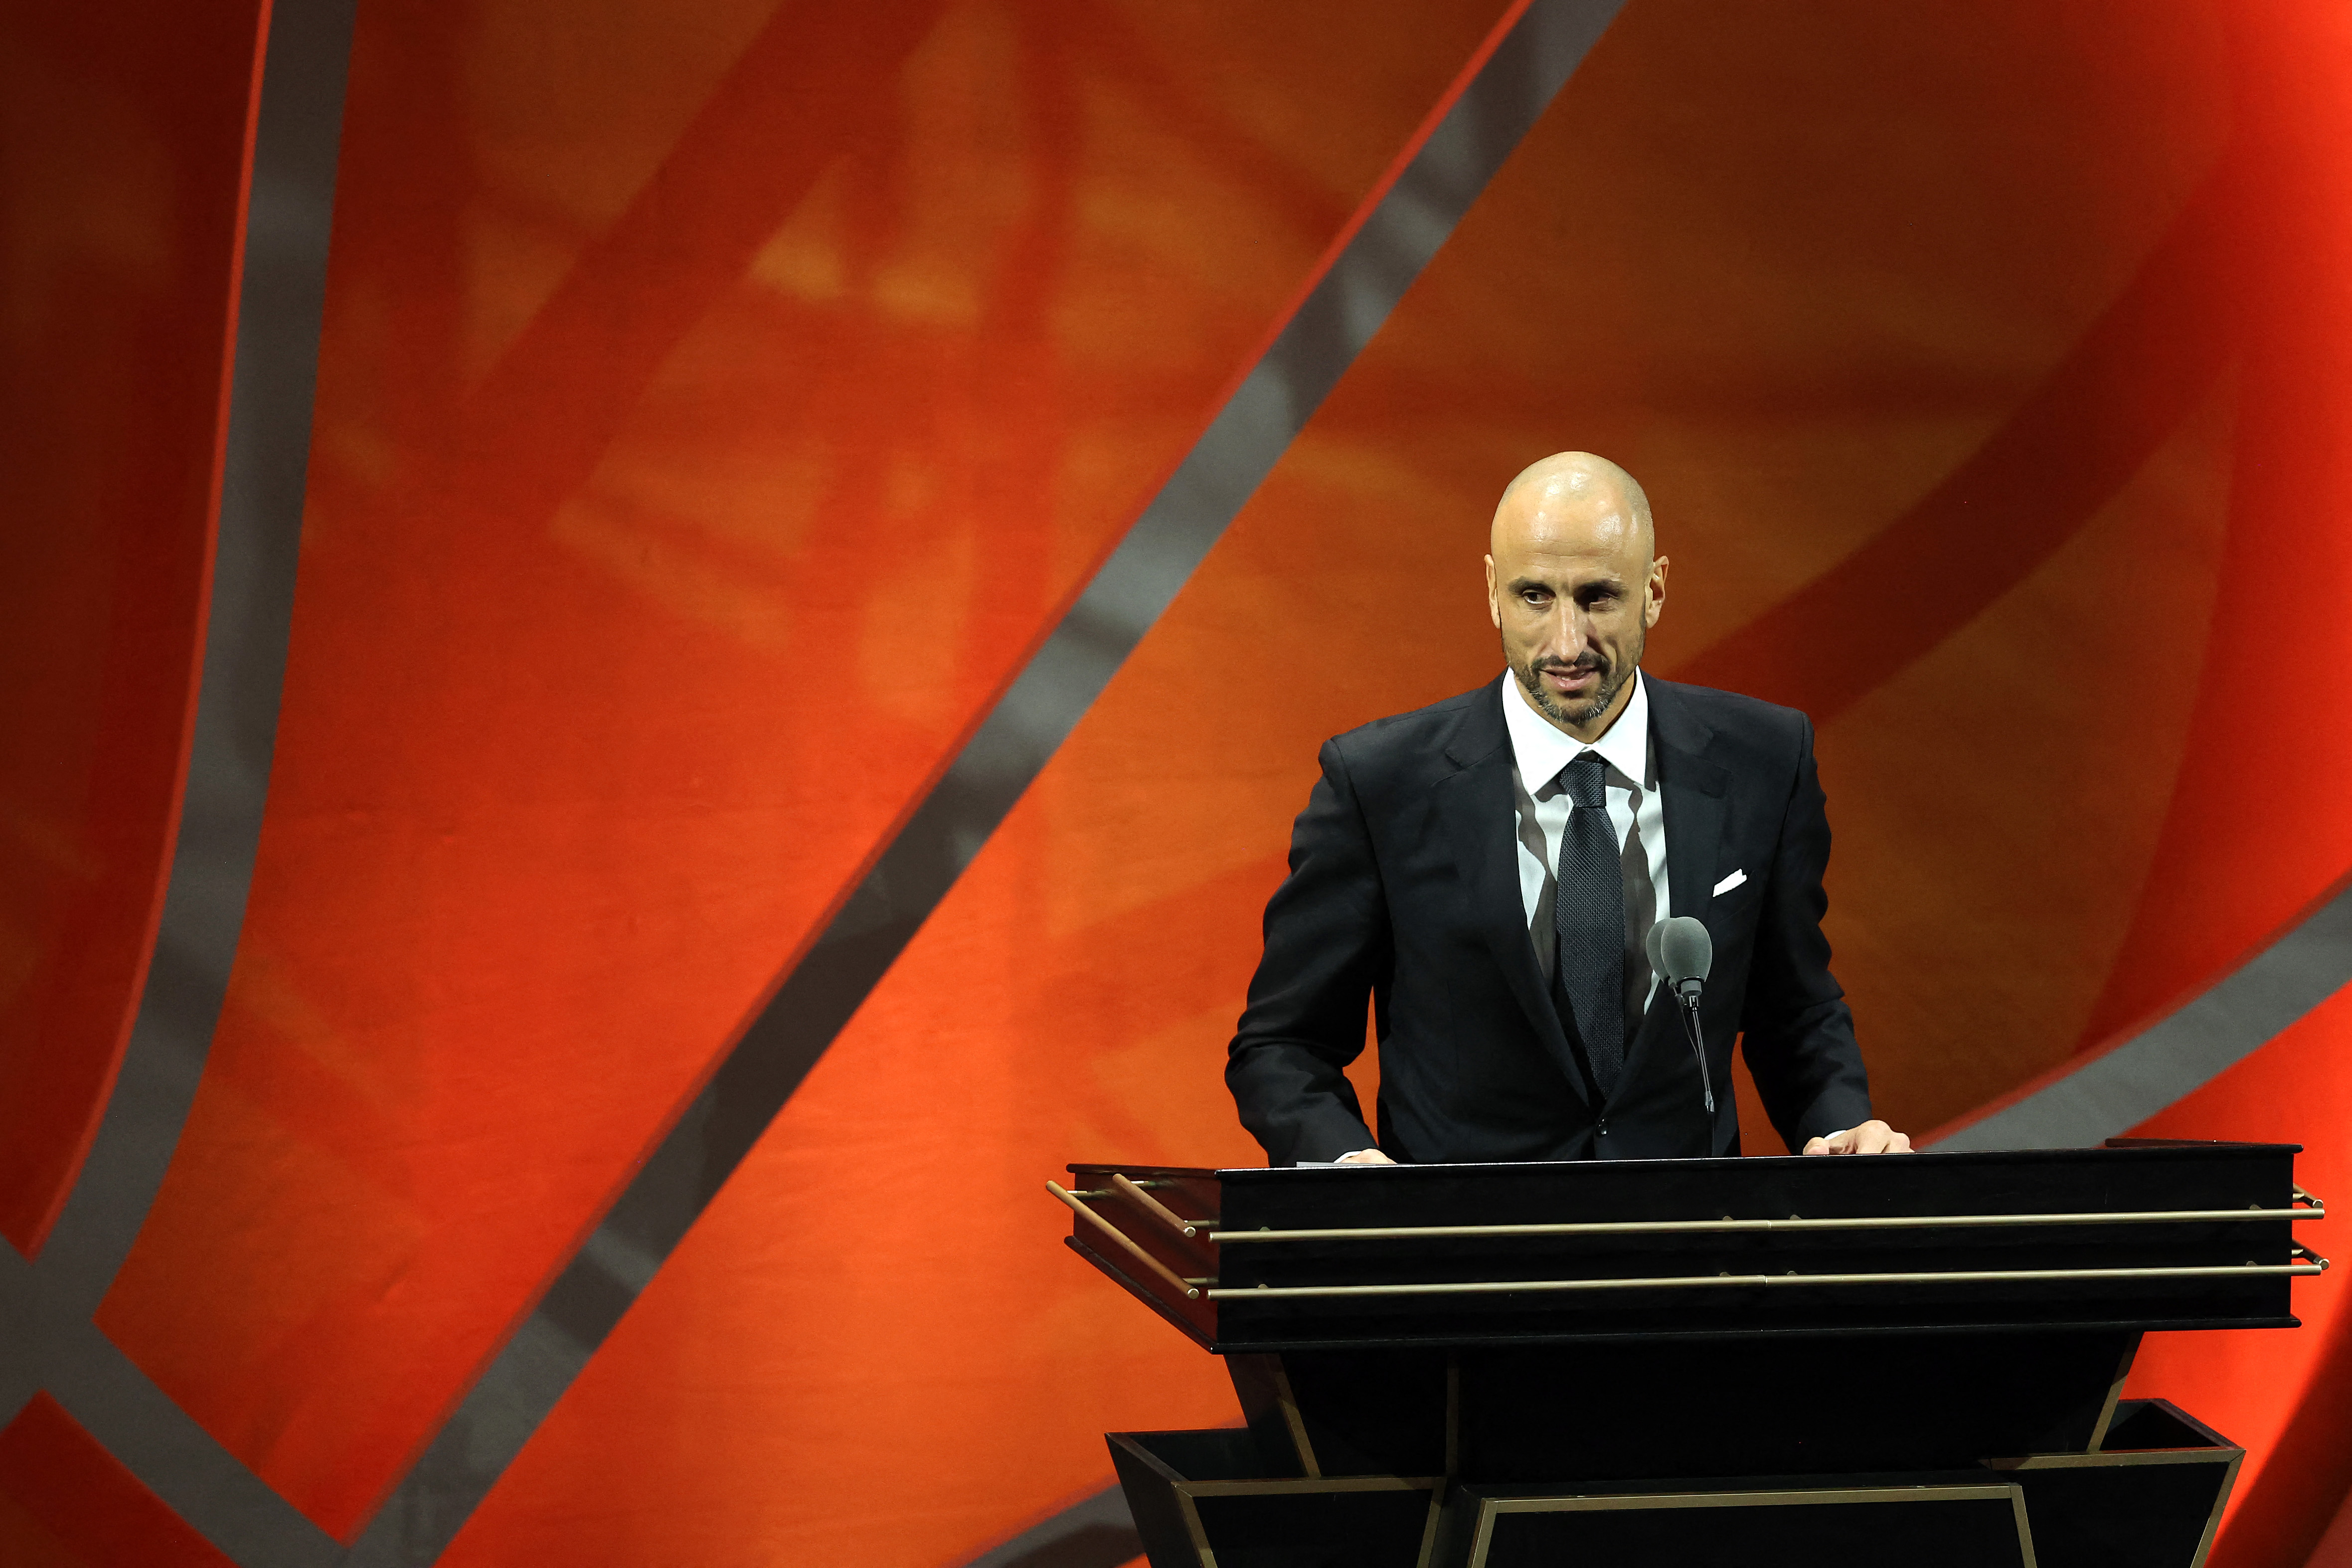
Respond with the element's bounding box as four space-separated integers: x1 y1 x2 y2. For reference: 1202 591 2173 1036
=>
1108 1435 1210 1568
1453 1485 2032 1568
1457 1331 2132 1481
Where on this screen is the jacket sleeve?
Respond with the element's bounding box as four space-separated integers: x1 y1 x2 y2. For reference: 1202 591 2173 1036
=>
1226 739 1393 1165
1738 715 1874 1150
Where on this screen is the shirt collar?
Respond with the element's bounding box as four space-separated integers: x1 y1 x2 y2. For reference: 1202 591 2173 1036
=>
1499 666 1651 791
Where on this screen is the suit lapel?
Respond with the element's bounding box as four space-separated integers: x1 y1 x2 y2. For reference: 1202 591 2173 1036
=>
1622 677 1730 1093
1653 682 1730 927
1439 684 1589 1107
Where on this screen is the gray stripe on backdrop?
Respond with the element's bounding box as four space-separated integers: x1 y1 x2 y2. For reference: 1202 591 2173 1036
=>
0 1243 341 1567
346 2 1629 1562
0 0 355 1561
36 0 359 1315
954 1483 1140 1568
1930 876 2352 1151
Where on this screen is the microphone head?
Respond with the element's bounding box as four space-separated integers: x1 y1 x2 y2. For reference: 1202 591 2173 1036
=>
1655 915 1713 985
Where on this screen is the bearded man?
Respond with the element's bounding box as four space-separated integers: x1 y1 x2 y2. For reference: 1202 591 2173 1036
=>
1225 452 1909 1165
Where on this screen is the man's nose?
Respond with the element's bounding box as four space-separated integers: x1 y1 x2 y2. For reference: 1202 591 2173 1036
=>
1542 605 1588 659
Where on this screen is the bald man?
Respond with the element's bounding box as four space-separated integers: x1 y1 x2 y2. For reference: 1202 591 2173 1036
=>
1226 453 1908 1165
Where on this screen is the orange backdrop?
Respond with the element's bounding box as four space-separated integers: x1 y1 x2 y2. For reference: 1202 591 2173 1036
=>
0 2 262 1255
5 1 2352 1565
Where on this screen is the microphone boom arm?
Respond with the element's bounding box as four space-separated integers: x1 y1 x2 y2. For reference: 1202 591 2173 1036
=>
1676 982 1715 1115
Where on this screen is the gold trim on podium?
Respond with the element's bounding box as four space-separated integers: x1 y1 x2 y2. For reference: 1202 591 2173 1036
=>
1047 1181 1201 1299
1108 1433 1441 1568
1457 1481 2037 1568
1113 1173 1215 1238
2086 1337 2140 1451
1225 1355 1321 1478
1987 1399 2245 1568
1207 1255 2326 1301
1210 1200 2324 1245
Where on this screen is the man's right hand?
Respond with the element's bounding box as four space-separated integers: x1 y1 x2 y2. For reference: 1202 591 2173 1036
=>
1335 1148 1396 1166
1802 1120 1912 1155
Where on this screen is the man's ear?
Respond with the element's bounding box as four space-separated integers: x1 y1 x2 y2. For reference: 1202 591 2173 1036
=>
1484 554 1502 629
1644 554 1669 629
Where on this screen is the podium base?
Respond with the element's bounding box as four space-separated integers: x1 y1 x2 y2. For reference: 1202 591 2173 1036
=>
1108 1399 2239 1568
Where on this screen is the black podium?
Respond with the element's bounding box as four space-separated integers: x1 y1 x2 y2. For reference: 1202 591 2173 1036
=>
1050 1140 2327 1568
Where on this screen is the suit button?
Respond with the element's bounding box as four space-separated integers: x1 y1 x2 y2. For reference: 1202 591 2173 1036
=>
1597 1118 1609 1135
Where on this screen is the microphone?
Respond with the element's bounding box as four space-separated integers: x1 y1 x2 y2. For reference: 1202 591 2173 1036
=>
1647 915 1712 999
1645 916 1716 1114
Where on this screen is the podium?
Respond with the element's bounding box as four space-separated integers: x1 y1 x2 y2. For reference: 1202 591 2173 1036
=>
1049 1140 2327 1568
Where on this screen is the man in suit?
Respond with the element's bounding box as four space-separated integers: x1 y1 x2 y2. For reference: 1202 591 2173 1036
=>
1226 451 1909 1166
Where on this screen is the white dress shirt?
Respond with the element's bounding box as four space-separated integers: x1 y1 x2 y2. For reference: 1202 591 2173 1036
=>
1329 671 1677 1160
1498 667 1673 1026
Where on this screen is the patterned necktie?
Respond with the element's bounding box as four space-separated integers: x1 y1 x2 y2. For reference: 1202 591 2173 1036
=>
1554 752 1626 1096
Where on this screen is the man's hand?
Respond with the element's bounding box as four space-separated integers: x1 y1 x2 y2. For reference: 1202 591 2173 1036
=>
1335 1148 1396 1166
1802 1120 1912 1155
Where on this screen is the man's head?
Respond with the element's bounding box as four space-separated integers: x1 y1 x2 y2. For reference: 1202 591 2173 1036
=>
1485 452 1668 741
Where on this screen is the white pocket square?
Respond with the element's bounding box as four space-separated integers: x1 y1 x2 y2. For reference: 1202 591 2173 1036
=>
1711 869 1748 897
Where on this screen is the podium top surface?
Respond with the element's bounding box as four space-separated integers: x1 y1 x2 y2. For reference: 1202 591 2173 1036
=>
1078 1139 2301 1183
1053 1142 2325 1352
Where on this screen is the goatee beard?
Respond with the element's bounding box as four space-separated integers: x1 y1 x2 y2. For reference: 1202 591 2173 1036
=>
1518 657 1634 730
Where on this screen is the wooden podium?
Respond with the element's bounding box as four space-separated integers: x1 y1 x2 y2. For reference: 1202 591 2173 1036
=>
1049 1140 2327 1568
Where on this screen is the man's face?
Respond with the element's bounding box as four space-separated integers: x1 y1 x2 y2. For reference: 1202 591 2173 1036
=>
1485 483 1667 739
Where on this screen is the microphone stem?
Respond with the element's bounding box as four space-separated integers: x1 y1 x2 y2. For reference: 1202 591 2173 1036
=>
1678 990 1715 1116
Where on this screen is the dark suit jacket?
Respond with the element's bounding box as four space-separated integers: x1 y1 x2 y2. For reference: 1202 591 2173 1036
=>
1226 675 1872 1165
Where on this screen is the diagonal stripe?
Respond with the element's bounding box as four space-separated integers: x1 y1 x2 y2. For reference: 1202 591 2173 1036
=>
441 0 950 530
343 2 1629 1561
1928 875 2352 1151
953 1482 1139 1568
34 0 359 1318
1666 148 2240 723
1 1242 342 1568
0 0 360 1562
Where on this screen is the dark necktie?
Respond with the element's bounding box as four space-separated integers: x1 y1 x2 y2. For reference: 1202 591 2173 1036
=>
1554 752 1626 1096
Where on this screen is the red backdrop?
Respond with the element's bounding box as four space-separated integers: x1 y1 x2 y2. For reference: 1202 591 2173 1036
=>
5 1 2351 1565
